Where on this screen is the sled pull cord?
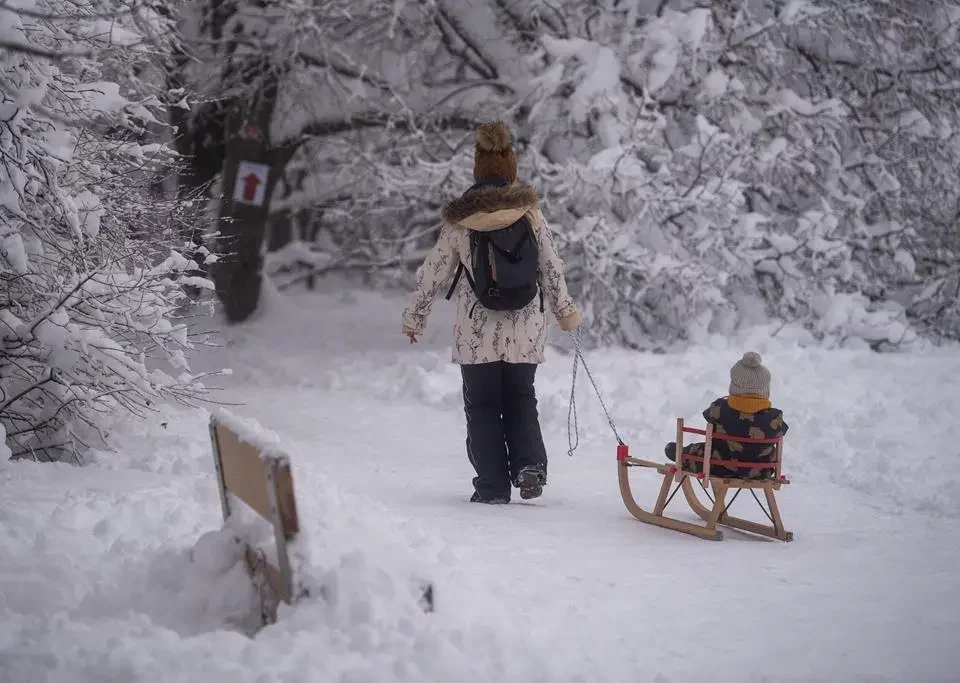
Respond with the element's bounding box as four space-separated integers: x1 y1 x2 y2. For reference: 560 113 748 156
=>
567 327 624 457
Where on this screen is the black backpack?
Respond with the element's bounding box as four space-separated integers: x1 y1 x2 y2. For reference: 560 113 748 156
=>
445 215 543 313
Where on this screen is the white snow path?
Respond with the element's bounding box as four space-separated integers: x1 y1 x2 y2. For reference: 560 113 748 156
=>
2 287 960 682
231 384 960 681
215 288 960 680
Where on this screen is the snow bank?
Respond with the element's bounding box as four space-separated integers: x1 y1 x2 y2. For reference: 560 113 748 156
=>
0 407 258 640
0 403 584 683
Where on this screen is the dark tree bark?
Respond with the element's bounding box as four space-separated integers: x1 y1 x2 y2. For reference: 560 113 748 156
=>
212 66 283 322
266 177 294 253
164 0 291 323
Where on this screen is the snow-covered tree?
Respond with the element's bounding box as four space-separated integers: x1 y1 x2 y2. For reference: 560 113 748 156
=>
488 0 958 350
260 0 959 351
163 0 466 319
776 0 960 345
1 0 215 462
151 0 959 350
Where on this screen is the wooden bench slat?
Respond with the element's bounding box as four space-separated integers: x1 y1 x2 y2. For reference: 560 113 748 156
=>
209 415 302 620
212 422 274 523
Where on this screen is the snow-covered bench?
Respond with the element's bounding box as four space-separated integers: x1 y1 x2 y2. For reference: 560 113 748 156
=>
208 412 434 626
208 413 302 623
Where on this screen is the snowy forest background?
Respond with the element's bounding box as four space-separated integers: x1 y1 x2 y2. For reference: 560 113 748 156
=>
2 0 960 462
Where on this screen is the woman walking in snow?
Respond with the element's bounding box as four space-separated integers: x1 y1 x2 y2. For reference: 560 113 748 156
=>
402 121 581 504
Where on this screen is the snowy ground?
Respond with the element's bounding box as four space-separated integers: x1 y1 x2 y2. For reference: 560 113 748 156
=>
2 283 960 683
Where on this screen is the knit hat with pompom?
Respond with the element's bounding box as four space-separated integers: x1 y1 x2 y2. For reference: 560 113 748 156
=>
729 351 771 398
474 121 517 184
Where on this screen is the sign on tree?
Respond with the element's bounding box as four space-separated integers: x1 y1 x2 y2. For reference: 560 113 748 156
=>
233 161 270 207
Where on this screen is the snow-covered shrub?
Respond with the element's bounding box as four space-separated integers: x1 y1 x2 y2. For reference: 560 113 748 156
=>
784 0 960 343
518 1 960 350
1 0 216 462
255 0 959 351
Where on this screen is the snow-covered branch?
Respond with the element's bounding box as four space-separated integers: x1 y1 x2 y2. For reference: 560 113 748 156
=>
159 0 959 351
1 0 219 462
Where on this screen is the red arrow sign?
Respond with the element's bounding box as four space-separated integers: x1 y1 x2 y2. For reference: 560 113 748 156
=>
233 161 269 206
240 173 262 203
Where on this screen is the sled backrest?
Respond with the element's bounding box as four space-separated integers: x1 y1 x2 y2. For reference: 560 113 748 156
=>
676 418 784 484
208 415 299 605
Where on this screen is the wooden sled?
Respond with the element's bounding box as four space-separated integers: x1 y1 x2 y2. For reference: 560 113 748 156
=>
617 418 792 542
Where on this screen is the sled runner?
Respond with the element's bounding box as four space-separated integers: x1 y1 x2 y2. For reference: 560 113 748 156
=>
616 418 793 542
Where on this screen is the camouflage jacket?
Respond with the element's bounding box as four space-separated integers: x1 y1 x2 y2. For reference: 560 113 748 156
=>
681 398 789 479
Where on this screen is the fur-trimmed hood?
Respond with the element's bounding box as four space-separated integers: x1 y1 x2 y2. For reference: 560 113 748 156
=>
441 182 539 232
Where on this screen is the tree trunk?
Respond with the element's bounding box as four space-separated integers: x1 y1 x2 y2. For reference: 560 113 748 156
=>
212 70 283 323
266 178 294 252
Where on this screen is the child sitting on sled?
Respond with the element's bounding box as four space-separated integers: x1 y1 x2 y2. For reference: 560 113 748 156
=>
664 352 788 480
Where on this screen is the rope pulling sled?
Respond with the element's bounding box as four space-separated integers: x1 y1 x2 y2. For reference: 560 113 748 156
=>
566 329 793 542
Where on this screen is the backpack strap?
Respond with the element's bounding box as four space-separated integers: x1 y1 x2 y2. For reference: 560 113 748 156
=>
445 262 475 300
445 263 463 300
523 213 545 312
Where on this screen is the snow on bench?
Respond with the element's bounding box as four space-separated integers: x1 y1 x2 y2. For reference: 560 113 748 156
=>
207 410 434 626
208 410 302 623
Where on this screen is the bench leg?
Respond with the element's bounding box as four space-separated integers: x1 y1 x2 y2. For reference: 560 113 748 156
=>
265 460 294 603
208 419 231 523
245 546 280 626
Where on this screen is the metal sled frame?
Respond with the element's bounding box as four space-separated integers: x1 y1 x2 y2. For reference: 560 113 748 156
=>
616 418 793 542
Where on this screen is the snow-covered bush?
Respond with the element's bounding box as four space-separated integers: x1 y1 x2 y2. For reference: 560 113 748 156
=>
254 0 959 351
1 0 216 462
517 1 960 350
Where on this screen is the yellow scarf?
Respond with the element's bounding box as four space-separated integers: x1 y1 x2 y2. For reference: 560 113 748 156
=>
727 394 771 413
